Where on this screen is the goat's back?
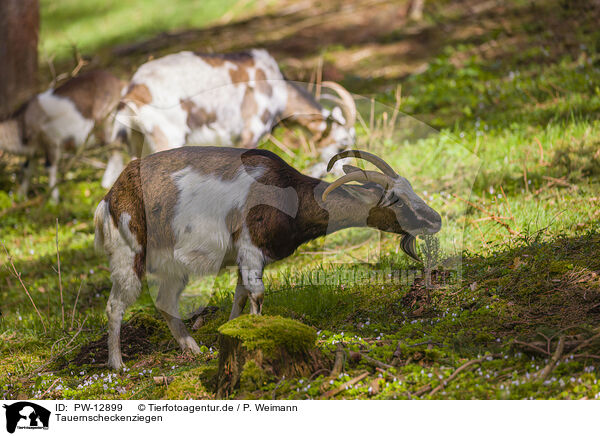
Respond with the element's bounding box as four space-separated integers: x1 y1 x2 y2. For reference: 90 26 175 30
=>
97 147 304 276
53 70 124 121
115 50 288 151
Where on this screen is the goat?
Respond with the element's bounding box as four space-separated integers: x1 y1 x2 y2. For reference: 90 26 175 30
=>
104 49 356 187
94 146 441 369
0 70 125 201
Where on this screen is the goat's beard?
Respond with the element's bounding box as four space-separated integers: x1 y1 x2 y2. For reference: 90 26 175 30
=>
400 233 421 262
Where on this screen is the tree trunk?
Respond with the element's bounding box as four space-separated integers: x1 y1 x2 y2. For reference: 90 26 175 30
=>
0 0 39 119
409 0 425 21
216 315 320 398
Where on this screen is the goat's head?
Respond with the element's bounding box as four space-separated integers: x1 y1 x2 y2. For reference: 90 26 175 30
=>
313 81 356 149
322 150 442 261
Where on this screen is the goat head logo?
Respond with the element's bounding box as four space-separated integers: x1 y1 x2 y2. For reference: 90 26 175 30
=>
3 402 50 434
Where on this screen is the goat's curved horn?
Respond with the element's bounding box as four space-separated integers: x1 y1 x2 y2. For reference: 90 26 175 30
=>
321 81 357 127
327 149 398 178
322 170 391 201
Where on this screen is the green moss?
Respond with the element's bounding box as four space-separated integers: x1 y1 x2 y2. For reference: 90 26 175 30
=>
218 315 317 356
164 366 215 400
239 360 270 391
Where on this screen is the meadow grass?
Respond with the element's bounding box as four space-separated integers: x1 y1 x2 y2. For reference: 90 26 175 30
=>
40 0 254 61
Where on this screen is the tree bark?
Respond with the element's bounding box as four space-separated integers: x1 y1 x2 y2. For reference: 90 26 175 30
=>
409 0 425 21
0 0 39 119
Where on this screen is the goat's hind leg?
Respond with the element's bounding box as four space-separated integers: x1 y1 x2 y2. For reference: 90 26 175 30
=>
105 227 143 370
156 276 200 354
107 275 141 370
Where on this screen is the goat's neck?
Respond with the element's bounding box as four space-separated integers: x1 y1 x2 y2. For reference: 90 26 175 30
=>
294 178 378 243
281 82 325 133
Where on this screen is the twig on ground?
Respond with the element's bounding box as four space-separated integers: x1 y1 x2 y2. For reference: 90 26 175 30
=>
499 185 514 220
407 341 444 348
315 56 323 100
513 340 551 356
534 137 546 165
523 152 530 194
330 343 345 378
413 383 432 396
453 193 517 235
1 242 47 333
320 371 369 399
33 315 88 374
471 220 491 250
308 369 329 381
360 353 394 369
0 196 43 219
70 280 84 331
267 134 295 158
535 336 565 382
56 219 65 330
571 329 600 355
542 176 577 190
572 354 600 360
429 354 500 397
39 378 60 399
294 130 310 155
70 45 88 77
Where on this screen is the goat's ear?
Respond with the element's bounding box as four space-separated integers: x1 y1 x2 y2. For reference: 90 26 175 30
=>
342 164 362 174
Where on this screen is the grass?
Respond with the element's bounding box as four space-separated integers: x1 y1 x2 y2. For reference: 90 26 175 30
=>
40 0 254 62
2 0 600 400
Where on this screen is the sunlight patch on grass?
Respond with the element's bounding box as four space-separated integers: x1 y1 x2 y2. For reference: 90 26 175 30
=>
40 0 252 60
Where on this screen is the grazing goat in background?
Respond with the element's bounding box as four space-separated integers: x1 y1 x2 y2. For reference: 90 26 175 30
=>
0 70 125 201
94 147 441 369
104 49 356 187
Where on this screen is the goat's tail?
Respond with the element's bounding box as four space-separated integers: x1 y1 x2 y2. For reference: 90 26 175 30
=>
94 199 111 254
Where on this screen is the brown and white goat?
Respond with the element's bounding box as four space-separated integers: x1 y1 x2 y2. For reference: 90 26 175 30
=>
105 49 356 187
94 147 441 369
0 70 125 201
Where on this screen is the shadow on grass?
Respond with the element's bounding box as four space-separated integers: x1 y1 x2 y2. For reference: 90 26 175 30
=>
1 240 110 315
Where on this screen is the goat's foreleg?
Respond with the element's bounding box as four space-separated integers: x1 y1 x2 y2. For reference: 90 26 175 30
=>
229 272 250 319
234 242 265 317
45 144 61 202
17 158 36 198
101 151 125 189
237 264 265 317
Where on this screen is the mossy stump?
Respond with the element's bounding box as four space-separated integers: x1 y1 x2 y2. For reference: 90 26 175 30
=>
216 315 318 398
